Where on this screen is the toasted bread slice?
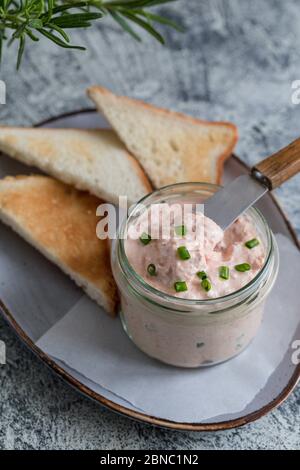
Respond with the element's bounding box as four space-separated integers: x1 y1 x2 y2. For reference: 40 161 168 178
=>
88 86 238 188
0 127 152 204
0 175 118 315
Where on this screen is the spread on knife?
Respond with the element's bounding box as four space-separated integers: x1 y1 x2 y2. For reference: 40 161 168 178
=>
125 203 266 300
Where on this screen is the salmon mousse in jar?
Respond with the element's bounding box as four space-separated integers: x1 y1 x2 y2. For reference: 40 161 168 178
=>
111 183 279 368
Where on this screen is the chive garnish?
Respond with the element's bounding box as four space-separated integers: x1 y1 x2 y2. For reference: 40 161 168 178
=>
177 246 191 260
219 266 230 280
147 264 157 276
197 271 207 280
201 278 212 292
245 238 260 249
174 281 188 292
140 232 151 245
235 263 251 272
175 225 187 236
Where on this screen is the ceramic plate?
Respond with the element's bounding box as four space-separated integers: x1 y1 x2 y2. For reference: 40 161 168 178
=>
0 110 299 431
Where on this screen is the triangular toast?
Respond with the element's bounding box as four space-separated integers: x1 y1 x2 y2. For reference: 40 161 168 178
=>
88 86 238 188
0 175 118 315
0 127 151 204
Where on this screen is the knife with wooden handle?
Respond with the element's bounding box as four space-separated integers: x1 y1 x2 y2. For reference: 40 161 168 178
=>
205 137 300 230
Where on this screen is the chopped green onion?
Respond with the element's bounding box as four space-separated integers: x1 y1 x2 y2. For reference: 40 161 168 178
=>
245 238 260 249
177 246 191 260
197 271 207 280
219 266 230 280
235 263 251 272
175 225 187 236
147 264 157 276
201 278 212 292
174 281 188 292
140 232 151 245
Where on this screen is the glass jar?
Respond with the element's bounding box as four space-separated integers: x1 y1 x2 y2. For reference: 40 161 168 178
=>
111 183 279 368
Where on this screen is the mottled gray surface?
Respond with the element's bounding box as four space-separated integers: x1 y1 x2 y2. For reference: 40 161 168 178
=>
0 0 299 450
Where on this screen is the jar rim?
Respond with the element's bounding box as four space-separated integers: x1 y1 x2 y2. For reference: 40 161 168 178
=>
117 182 274 308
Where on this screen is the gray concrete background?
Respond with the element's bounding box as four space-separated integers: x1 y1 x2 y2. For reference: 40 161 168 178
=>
0 0 299 450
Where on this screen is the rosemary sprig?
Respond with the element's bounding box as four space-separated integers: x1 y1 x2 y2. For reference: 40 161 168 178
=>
0 0 182 69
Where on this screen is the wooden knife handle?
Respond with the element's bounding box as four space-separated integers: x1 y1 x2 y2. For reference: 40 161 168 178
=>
252 138 300 190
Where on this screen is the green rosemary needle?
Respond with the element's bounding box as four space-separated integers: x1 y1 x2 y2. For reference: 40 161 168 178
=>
0 0 183 69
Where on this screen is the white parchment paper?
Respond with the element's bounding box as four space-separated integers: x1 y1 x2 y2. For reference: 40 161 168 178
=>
36 234 300 422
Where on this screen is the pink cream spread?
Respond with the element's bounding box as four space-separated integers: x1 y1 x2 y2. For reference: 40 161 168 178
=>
125 203 265 300
115 202 271 367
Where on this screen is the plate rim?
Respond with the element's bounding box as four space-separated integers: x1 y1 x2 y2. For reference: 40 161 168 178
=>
0 108 299 432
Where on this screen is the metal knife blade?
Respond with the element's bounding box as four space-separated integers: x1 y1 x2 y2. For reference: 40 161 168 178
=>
204 174 268 230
